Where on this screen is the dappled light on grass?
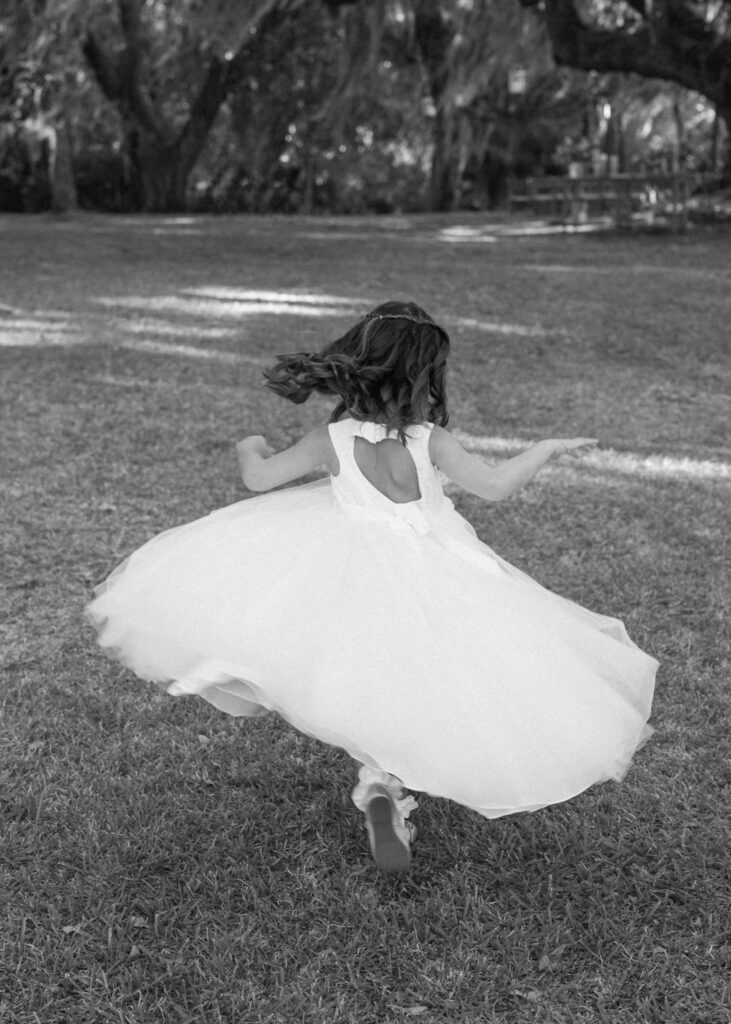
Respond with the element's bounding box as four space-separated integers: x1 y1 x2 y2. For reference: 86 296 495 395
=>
86 216 204 235
0 316 87 348
456 430 730 481
95 289 366 320
102 288 553 341
149 227 204 236
587 449 731 480
525 263 731 279
149 216 202 236
439 220 609 243
188 288 363 308
450 315 550 338
120 319 240 341
118 338 267 366
0 287 367 356
298 229 386 242
439 225 498 243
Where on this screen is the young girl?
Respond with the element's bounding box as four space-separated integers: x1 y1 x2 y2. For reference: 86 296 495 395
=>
87 300 657 874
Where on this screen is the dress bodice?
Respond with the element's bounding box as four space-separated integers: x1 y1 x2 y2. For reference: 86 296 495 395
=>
327 418 447 533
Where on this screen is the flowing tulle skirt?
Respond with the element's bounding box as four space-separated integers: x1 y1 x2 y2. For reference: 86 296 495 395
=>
87 479 656 818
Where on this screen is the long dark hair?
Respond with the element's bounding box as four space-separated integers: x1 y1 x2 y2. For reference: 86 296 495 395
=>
263 300 450 440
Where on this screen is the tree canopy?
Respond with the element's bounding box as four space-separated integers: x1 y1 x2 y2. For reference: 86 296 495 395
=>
0 0 727 212
525 0 731 175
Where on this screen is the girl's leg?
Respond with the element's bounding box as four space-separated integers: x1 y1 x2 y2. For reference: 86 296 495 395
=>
351 761 418 873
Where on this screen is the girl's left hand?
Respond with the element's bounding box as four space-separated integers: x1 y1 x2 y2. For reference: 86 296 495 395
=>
549 438 599 460
237 435 273 458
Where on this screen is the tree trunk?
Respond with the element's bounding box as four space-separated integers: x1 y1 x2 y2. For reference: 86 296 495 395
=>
302 145 316 214
414 0 462 212
129 133 189 212
82 1 283 213
139 154 187 212
719 106 731 184
430 104 461 211
50 117 77 213
671 90 684 173
710 106 720 173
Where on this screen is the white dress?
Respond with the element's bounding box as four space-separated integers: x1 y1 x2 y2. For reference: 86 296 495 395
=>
87 417 657 818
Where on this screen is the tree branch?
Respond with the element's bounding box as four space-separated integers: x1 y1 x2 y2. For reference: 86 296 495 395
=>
176 55 230 172
82 31 121 102
622 0 650 20
84 2 169 143
538 0 731 106
413 0 453 99
116 0 170 143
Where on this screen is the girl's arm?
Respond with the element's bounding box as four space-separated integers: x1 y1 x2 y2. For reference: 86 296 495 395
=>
236 426 337 492
430 426 597 502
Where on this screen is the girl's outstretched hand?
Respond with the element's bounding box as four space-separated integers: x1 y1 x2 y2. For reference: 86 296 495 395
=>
236 435 273 458
547 438 599 461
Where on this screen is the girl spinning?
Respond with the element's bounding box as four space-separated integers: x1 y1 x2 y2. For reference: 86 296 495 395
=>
87 300 656 874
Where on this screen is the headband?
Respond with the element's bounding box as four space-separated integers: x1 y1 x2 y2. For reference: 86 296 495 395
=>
364 313 441 328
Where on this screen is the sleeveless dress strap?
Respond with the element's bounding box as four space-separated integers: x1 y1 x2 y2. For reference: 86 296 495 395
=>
329 418 432 445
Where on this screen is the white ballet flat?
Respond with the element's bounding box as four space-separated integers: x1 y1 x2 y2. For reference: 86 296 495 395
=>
364 783 415 873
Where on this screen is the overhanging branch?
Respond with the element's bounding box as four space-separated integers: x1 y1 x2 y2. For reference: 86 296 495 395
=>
537 0 731 105
82 32 121 102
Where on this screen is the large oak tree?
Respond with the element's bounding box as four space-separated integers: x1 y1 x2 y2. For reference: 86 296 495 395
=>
80 0 347 211
81 0 284 211
521 0 731 175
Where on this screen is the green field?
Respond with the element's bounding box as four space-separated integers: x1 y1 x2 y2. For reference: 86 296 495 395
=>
1 212 730 1023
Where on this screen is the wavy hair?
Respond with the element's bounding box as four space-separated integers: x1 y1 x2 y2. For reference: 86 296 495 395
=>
263 300 450 440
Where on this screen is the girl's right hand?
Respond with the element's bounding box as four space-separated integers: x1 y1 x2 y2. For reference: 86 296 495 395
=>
547 438 599 460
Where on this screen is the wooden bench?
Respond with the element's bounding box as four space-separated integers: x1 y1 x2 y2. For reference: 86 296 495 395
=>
508 173 709 230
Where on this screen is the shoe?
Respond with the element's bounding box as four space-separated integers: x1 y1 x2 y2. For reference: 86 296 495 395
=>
364 783 414 874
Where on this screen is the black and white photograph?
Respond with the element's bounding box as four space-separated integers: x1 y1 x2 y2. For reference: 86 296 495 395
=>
1 0 729 1021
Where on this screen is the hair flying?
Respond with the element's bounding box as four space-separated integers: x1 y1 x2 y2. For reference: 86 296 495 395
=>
263 300 450 440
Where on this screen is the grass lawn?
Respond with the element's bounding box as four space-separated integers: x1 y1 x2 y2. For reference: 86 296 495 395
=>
1 212 730 1024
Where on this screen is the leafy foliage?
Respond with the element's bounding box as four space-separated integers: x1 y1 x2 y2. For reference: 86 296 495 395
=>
0 0 85 209
1 0 728 211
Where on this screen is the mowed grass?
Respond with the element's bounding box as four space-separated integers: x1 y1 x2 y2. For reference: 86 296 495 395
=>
1 212 730 1024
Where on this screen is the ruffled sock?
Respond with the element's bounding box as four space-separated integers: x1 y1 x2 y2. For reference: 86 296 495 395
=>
351 763 418 826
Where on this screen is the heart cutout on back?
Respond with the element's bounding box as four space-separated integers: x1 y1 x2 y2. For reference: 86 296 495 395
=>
353 437 422 504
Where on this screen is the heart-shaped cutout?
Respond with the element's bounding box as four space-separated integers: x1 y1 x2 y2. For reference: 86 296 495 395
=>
353 436 421 504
